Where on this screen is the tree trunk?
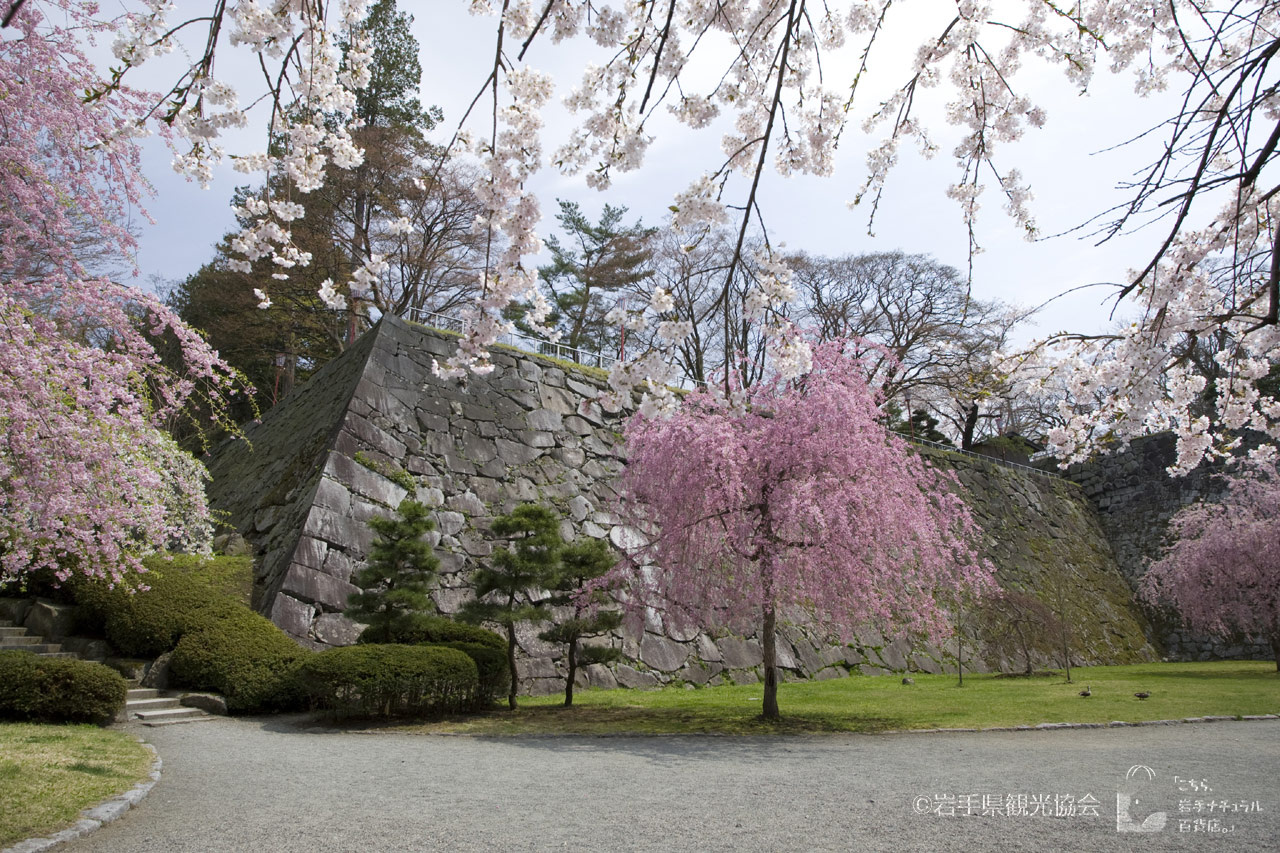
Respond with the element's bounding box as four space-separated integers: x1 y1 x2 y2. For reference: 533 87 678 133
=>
506 622 519 710
762 606 779 720
565 637 577 707
1271 632 1280 673
1061 625 1073 683
961 402 979 451
957 632 964 687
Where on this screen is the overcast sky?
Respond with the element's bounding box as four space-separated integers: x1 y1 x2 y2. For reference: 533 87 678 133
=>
128 2 1191 345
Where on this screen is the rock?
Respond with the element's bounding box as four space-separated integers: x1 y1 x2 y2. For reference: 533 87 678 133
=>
718 637 763 669
613 664 660 689
584 664 619 689
879 638 911 671
0 596 33 625
270 594 315 639
181 693 228 715
23 599 78 641
639 633 689 672
313 613 364 646
446 491 487 517
141 652 173 689
901 676 915 685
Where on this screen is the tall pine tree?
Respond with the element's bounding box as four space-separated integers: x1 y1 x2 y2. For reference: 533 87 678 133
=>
459 504 561 710
347 499 439 644
539 538 622 706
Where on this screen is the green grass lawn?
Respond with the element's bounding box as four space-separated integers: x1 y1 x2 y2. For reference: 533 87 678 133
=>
0 723 153 847
393 661 1280 736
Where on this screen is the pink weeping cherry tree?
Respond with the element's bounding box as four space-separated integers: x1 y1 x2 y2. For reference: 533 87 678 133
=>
0 4 243 587
1141 469 1280 670
601 339 997 719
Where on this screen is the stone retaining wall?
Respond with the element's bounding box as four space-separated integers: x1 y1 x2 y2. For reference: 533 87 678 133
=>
208 315 1158 693
1064 434 1272 661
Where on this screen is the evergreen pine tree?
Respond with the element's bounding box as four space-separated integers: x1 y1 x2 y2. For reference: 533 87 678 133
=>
347 499 439 644
459 504 561 710
540 538 622 706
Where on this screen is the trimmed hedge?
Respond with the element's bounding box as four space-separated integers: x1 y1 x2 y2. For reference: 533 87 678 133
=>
297 644 478 718
0 651 127 725
436 642 511 710
358 613 505 651
73 556 306 714
169 609 308 713
71 555 251 658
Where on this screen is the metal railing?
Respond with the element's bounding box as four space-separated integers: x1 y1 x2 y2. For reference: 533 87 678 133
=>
893 432 1066 481
407 307 620 371
403 306 1065 482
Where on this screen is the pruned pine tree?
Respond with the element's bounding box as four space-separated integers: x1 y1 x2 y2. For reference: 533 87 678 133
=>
347 499 439 644
459 504 562 710
539 538 623 707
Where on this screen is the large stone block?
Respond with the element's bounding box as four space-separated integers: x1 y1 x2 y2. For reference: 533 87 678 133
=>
292 535 329 572
718 637 763 669
325 451 408 508
282 564 361 610
313 613 364 646
271 594 315 639
639 633 689 672
23 599 78 641
614 664 660 689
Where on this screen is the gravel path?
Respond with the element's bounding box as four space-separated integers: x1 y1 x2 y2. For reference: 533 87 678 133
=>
60 717 1278 852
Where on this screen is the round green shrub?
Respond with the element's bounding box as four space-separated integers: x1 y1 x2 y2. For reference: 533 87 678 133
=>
359 613 505 651
169 609 309 714
0 651 127 725
435 642 510 710
297 644 479 718
71 556 242 658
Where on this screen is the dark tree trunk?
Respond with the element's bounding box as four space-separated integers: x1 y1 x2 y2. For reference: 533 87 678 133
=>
961 402 979 451
762 606 779 720
1271 633 1279 673
957 632 964 687
565 637 578 707
506 622 519 710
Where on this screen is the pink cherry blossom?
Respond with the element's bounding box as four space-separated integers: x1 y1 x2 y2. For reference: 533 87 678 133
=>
600 339 996 716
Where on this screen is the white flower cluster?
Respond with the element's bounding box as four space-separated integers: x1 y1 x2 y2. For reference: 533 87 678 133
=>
436 66 555 379
744 252 797 321
318 278 347 312
106 0 376 308
347 253 388 301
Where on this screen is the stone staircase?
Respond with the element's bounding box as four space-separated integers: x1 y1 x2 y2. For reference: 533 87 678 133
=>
2 613 216 726
121 687 213 726
0 617 78 658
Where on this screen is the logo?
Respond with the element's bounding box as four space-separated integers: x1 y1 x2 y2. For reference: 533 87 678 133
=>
1117 765 1167 833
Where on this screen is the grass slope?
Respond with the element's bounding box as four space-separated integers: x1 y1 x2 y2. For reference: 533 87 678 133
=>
394 662 1280 736
0 723 152 847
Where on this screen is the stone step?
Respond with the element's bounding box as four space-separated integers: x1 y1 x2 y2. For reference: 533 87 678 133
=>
38 652 79 659
0 625 27 637
0 635 41 646
0 642 63 654
137 715 217 727
133 706 208 724
127 688 161 701
127 696 183 713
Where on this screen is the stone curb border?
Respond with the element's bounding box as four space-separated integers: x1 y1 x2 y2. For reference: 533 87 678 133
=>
884 713 1280 735
320 712 1279 739
2 738 162 853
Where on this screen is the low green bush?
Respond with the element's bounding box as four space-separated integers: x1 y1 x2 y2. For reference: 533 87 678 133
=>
297 644 478 718
71 555 251 658
169 609 309 714
359 613 505 650
0 652 127 725
436 642 511 710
